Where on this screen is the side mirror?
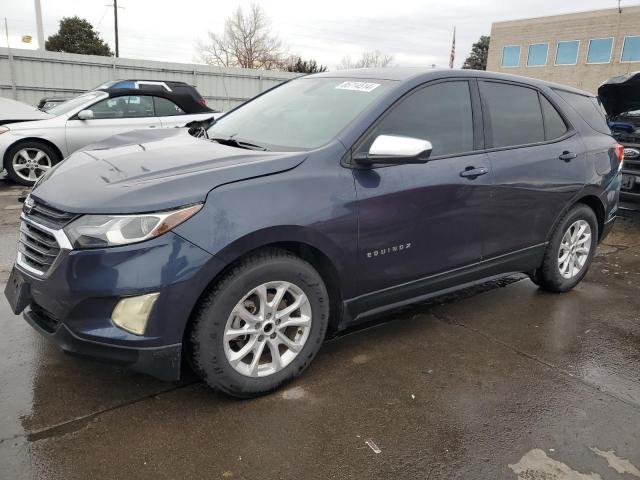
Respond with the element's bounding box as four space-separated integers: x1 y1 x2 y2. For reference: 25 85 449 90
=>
77 109 94 120
354 135 433 166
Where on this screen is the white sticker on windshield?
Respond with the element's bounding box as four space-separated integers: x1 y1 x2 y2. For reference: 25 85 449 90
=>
336 81 381 93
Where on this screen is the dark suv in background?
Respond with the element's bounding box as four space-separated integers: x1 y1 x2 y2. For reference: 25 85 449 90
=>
599 72 640 208
5 69 621 398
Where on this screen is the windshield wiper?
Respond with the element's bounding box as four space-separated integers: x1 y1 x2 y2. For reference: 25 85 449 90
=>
210 137 268 151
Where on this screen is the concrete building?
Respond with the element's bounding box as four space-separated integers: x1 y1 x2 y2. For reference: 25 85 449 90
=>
486 5 640 93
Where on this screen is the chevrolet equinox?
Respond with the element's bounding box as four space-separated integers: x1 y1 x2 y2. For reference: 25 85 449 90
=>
5 69 622 398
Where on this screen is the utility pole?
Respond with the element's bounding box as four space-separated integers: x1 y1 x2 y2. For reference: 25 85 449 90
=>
34 0 44 50
113 0 119 57
4 18 17 99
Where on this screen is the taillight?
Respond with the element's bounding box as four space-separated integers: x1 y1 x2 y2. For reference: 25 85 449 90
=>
614 144 624 163
198 98 207 107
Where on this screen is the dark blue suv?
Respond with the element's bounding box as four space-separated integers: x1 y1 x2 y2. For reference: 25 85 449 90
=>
5 69 622 397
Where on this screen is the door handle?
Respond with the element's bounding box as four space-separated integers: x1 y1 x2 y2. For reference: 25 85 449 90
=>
149 125 157 128
559 151 577 162
460 166 489 179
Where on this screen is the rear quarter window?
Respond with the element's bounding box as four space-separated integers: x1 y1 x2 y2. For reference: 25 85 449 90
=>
553 89 610 134
540 95 568 140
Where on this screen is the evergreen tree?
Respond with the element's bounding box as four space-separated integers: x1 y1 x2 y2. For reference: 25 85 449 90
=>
462 35 490 70
46 16 113 56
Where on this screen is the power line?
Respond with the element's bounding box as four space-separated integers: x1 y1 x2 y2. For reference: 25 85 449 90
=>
96 7 109 29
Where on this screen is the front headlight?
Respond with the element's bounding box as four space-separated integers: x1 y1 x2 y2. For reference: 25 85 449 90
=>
0 126 9 134
64 204 202 249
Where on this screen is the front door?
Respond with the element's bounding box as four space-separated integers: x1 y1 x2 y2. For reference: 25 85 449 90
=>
352 80 491 304
65 94 161 153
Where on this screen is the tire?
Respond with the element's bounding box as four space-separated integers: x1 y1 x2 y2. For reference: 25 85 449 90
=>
529 204 598 293
189 248 330 398
4 140 60 186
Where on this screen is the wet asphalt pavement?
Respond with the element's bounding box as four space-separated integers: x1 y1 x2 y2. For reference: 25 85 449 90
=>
0 180 639 480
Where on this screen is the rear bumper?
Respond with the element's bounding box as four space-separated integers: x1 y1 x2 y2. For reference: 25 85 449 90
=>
24 306 182 381
620 190 640 205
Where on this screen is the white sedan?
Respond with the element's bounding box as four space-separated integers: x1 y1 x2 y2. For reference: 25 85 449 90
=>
0 85 218 185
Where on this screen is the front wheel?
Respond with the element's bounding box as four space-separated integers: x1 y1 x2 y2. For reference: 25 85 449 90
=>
529 204 598 292
189 249 329 398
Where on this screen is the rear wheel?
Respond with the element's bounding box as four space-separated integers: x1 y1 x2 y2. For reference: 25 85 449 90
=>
5 141 60 186
189 249 329 398
529 204 598 292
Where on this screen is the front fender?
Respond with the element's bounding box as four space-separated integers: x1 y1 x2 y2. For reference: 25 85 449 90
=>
172 152 359 298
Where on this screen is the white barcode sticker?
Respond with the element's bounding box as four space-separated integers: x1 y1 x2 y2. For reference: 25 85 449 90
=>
336 81 381 92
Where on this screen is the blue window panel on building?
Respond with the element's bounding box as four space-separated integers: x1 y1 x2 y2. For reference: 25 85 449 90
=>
502 46 521 67
527 43 549 66
555 41 580 65
587 38 614 63
622 36 640 62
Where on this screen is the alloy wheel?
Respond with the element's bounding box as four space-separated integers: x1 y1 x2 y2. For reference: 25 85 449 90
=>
223 281 312 377
12 148 52 182
557 219 592 279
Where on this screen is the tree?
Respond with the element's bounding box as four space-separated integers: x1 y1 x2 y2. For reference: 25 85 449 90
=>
338 50 394 69
462 35 490 70
45 16 112 56
285 57 327 74
196 3 285 69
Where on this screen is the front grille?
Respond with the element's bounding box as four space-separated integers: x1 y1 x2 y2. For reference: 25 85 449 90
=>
18 221 61 274
24 199 77 229
623 158 640 175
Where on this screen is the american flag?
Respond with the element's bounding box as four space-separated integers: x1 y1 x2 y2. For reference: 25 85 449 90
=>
449 27 456 68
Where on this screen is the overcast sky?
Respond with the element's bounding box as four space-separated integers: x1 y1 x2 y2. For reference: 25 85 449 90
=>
1 0 629 69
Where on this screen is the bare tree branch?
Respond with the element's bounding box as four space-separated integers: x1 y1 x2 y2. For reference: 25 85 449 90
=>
196 3 286 69
338 50 395 69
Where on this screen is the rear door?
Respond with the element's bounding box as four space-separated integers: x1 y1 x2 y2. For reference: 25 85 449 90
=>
65 95 161 153
353 79 492 300
479 81 587 259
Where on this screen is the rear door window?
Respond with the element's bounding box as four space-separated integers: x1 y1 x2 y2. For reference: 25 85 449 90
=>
480 82 544 148
553 89 610 134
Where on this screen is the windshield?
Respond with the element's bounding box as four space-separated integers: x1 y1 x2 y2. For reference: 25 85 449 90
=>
47 92 104 116
207 77 392 150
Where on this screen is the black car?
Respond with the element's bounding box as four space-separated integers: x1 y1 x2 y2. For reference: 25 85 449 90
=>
37 80 215 113
92 79 214 111
6 69 622 398
599 72 640 207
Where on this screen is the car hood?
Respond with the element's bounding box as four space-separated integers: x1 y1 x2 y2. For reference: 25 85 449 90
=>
598 71 640 117
31 128 306 214
0 97 52 125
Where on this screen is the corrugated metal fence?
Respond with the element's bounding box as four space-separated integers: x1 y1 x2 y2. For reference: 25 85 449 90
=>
0 47 299 111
